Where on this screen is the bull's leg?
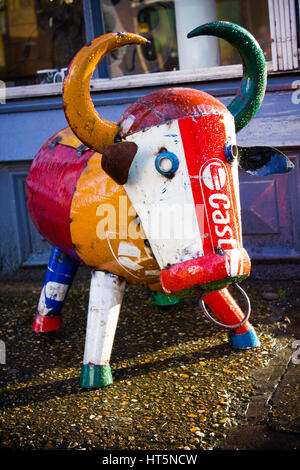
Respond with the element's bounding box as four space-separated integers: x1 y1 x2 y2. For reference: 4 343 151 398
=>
80 270 126 389
203 288 260 349
32 246 80 333
151 291 180 308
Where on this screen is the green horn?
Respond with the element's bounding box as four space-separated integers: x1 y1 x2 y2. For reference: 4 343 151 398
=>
187 21 267 132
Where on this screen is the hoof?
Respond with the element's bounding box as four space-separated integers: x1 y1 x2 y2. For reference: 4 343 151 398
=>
231 326 260 349
32 313 62 333
151 292 180 306
80 364 113 389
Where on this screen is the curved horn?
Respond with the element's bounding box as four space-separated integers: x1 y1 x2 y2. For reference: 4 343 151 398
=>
187 22 267 132
63 33 148 154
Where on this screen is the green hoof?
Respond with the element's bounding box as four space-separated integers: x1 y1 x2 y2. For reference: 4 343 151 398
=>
80 364 113 389
151 292 180 306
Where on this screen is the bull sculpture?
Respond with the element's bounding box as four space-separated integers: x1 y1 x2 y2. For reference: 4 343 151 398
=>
26 22 294 389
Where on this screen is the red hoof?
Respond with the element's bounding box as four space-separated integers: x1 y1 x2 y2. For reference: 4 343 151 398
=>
32 313 62 333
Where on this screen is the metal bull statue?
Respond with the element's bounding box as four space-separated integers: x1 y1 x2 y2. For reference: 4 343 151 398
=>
26 22 294 389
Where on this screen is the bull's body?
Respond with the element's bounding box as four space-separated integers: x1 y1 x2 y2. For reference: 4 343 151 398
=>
26 24 294 388
26 126 158 285
27 88 246 287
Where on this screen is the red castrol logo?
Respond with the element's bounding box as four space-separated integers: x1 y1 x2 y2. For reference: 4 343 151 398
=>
200 158 239 252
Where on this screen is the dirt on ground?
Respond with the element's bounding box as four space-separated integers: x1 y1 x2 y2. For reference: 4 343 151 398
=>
0 267 299 451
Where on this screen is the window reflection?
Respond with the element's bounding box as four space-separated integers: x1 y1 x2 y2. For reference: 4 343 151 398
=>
0 0 272 87
102 0 271 76
0 0 85 87
102 0 178 75
217 0 271 65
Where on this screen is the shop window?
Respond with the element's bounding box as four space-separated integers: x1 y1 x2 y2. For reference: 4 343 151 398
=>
101 0 273 77
0 0 299 91
0 0 85 87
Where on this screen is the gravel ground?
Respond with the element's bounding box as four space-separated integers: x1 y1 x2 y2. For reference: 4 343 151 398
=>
0 268 299 452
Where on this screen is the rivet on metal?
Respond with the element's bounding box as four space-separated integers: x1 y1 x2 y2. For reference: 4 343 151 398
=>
155 151 179 177
225 142 238 163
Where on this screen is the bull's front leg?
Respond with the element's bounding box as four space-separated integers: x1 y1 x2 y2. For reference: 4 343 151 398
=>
203 288 260 349
152 288 260 349
80 271 126 389
32 246 80 333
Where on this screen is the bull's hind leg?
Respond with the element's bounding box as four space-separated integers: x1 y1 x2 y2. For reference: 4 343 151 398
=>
152 289 259 348
80 271 126 389
32 246 80 333
203 288 260 349
151 291 180 308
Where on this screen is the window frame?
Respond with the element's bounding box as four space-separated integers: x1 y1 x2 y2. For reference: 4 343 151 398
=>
3 61 275 101
0 0 299 102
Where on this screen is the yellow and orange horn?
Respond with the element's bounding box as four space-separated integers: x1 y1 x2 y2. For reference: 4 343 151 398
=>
63 32 148 154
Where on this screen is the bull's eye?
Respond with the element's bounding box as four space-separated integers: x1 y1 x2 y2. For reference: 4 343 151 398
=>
155 151 179 177
225 142 238 163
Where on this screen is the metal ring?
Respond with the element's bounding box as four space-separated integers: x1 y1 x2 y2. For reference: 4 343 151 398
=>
199 284 251 330
155 151 179 177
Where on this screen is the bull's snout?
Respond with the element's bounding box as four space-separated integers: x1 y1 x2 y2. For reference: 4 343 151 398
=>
160 248 251 294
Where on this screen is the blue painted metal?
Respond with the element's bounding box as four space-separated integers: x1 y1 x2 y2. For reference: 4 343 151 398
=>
250 153 294 176
224 142 236 163
238 146 294 176
36 246 79 319
155 151 179 177
231 326 261 349
247 152 294 176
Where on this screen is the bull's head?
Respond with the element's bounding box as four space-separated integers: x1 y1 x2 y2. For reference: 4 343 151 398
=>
63 23 293 298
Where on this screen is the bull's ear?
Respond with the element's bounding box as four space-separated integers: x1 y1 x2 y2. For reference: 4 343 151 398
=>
101 141 138 184
238 146 294 176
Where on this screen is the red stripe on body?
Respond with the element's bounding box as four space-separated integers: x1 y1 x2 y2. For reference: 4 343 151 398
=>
178 115 241 255
177 115 250 332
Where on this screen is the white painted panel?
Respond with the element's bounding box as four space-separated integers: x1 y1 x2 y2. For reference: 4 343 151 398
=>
284 0 293 69
274 0 284 69
124 121 204 269
83 271 126 366
279 0 288 69
268 0 279 71
268 0 298 70
290 0 299 68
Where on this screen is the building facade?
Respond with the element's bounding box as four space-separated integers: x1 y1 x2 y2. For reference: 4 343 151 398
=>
0 0 299 276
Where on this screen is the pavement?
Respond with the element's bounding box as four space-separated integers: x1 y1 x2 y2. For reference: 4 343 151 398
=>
0 264 299 452
216 266 300 450
216 339 300 450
